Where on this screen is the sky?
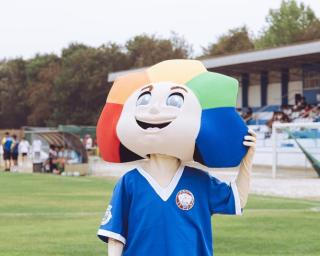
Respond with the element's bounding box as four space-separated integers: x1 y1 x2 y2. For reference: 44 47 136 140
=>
0 0 319 59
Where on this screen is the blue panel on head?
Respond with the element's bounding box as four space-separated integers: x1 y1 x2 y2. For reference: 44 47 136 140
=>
195 107 248 168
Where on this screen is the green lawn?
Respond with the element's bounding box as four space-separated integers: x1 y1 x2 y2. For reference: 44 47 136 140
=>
0 172 319 256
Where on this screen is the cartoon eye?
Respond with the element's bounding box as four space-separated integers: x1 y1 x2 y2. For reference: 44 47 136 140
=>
136 91 151 106
166 92 184 108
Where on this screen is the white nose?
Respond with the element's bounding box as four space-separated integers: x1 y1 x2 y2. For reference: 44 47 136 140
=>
149 103 160 114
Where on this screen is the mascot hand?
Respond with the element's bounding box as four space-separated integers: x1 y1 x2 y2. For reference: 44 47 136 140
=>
242 129 257 167
236 129 257 208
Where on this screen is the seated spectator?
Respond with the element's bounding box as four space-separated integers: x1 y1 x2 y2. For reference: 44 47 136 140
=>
294 94 307 110
267 111 290 128
48 144 58 174
281 105 292 117
57 146 68 173
83 134 93 151
241 107 253 123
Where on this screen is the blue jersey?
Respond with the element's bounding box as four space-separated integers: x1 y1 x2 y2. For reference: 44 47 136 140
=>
2 137 13 152
97 165 241 256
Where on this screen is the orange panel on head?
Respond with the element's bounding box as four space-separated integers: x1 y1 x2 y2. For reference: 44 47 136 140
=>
107 71 151 104
147 59 206 85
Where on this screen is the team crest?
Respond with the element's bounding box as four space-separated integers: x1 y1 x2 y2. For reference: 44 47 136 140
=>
176 190 195 210
101 205 112 225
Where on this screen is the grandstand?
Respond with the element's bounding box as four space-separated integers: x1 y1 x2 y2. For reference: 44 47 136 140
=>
107 40 320 174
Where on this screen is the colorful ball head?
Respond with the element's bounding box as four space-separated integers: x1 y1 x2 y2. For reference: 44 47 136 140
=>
97 59 248 168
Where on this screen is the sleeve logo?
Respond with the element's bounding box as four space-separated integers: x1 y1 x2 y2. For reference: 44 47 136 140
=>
101 205 112 225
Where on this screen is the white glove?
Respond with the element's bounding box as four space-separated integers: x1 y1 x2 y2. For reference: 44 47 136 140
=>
235 129 257 208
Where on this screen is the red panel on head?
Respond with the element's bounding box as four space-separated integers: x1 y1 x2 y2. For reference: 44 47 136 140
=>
97 103 123 162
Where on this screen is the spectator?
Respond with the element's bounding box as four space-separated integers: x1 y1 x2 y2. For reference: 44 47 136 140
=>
291 105 301 119
11 135 19 172
57 146 68 173
281 105 292 116
1 132 13 172
240 107 253 123
301 104 314 118
267 111 290 128
296 96 307 111
48 144 58 174
19 137 30 163
84 134 93 151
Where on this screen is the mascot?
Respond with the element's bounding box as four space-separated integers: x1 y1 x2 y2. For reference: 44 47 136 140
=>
96 60 256 256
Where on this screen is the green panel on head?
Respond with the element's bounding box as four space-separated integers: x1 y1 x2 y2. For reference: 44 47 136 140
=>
186 71 239 109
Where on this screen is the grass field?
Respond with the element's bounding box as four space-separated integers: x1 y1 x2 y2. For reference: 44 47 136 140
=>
0 172 319 256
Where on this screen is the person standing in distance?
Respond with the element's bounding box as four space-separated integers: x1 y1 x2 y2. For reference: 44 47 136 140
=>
1 132 13 172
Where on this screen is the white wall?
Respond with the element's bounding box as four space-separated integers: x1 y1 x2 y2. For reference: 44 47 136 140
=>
237 86 242 107
267 83 281 105
248 84 261 107
288 80 303 105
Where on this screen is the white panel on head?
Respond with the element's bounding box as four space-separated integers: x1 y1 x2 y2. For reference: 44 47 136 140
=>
116 82 202 162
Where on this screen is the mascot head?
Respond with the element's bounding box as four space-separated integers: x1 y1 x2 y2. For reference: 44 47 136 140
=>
97 59 248 168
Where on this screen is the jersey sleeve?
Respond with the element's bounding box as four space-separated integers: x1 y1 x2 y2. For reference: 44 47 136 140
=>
97 176 130 245
208 175 242 215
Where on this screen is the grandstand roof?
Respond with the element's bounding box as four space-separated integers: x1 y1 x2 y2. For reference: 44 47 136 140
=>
108 40 320 82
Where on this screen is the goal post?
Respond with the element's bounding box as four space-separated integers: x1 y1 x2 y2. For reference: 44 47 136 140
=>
271 122 320 178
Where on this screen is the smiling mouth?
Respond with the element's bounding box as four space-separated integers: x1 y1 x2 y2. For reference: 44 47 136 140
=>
136 120 172 130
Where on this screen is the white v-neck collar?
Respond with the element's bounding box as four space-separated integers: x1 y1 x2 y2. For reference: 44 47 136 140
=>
137 165 184 202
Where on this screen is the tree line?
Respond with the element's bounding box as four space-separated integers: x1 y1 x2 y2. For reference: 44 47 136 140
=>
1 0 319 128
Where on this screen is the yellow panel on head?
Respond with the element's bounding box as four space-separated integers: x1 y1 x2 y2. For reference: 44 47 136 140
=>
147 59 207 84
107 71 151 104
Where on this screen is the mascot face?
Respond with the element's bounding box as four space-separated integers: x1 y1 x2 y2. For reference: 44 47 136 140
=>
117 82 201 161
97 59 248 168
